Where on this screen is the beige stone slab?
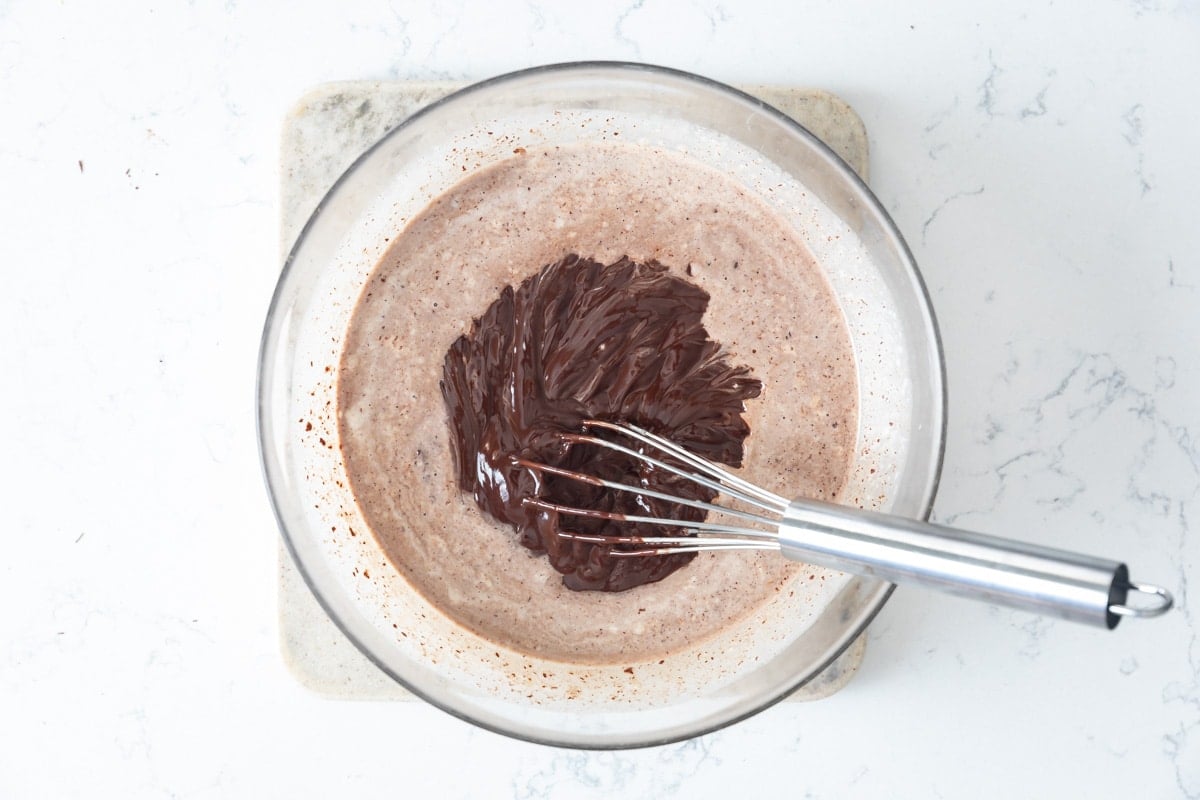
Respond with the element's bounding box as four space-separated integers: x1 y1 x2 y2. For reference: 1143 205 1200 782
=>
276 80 871 701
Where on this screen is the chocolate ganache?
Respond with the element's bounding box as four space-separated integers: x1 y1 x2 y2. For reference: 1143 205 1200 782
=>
441 254 762 592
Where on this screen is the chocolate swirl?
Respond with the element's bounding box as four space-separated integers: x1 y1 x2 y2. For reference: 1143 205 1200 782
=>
441 255 761 591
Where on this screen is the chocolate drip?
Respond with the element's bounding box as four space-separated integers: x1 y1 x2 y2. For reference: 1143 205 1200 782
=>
441 255 761 591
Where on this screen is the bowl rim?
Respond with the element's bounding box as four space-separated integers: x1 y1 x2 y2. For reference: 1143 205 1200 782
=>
257 60 947 749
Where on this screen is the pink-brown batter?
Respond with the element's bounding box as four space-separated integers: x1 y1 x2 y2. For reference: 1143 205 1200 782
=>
337 140 858 664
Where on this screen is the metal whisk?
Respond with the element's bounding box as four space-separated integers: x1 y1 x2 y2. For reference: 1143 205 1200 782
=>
522 420 1174 629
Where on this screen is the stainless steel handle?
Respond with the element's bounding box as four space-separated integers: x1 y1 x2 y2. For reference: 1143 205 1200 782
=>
778 498 1173 629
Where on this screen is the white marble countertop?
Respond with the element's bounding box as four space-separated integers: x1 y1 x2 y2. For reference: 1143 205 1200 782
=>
3 2 1197 797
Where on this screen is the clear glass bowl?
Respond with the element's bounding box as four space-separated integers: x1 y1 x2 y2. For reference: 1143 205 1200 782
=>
258 62 945 748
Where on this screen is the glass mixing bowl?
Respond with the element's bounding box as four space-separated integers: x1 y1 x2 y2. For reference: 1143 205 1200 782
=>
258 62 945 748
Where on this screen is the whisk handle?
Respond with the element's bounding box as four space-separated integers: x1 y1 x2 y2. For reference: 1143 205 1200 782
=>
778 498 1172 628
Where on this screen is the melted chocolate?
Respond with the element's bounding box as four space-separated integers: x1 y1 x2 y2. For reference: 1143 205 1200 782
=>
440 255 761 591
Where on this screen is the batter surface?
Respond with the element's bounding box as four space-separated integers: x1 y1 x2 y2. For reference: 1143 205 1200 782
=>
337 140 858 664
